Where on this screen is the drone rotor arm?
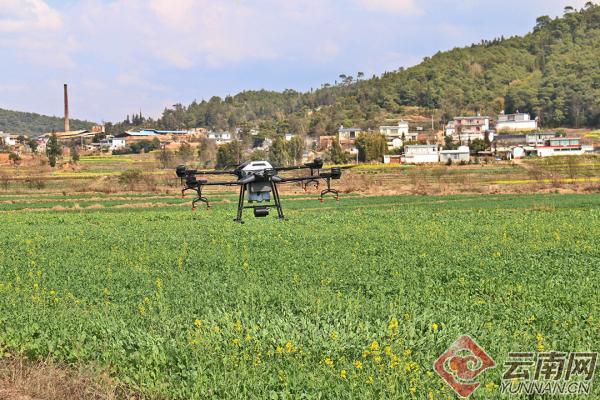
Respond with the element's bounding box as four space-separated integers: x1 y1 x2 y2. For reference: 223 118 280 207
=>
275 175 323 184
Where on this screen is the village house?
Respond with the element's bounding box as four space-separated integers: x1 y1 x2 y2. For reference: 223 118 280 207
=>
451 115 491 143
338 125 361 153
207 131 232 144
379 121 409 137
379 121 419 150
99 136 127 151
123 130 160 143
404 144 439 164
439 146 470 163
1 133 19 147
445 120 456 136
535 137 584 157
526 132 558 145
494 132 558 147
319 135 336 151
496 111 538 132
383 154 403 164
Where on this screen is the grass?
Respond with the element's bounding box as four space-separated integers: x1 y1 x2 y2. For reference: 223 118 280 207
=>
0 193 598 399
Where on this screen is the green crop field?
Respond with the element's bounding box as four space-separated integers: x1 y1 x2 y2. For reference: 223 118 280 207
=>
0 193 598 399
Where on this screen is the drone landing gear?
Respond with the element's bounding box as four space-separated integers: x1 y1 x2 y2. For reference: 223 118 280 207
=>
183 185 210 211
319 177 340 201
233 182 285 224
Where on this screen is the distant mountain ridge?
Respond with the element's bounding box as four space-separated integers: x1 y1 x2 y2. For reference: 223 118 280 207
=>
0 108 96 136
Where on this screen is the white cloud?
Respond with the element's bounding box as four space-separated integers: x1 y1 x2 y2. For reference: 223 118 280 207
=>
0 0 62 32
357 0 422 15
73 0 281 69
0 0 76 67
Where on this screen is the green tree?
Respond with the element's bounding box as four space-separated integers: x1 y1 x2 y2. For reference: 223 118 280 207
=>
177 142 194 162
8 152 21 165
238 124 253 149
46 133 62 168
355 133 387 162
269 137 289 166
28 138 38 153
443 135 458 150
156 147 174 169
70 145 80 164
329 138 347 164
470 138 488 154
249 149 268 161
286 135 304 165
216 141 242 168
198 138 217 167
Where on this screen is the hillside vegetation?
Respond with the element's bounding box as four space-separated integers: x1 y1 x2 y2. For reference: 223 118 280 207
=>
109 4 599 137
0 108 95 135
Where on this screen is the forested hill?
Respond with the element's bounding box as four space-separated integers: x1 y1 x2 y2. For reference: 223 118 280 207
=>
0 108 95 135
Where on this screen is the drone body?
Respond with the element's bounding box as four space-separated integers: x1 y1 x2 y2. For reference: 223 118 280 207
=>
176 158 344 223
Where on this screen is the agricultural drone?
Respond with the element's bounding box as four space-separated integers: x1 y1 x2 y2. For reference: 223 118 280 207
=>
176 158 345 223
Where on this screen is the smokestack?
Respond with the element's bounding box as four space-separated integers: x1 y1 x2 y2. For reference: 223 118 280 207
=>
64 83 70 132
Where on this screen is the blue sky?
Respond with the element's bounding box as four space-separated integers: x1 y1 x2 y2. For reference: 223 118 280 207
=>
0 0 591 123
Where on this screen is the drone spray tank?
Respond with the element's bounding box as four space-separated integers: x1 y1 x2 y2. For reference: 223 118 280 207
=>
237 161 278 218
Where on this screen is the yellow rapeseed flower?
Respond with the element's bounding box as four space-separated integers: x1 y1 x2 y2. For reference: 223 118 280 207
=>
536 333 545 352
405 361 419 372
340 369 347 379
485 381 498 392
384 346 392 356
324 357 334 367
366 376 374 384
285 341 294 353
370 340 380 351
431 323 439 332
234 320 242 332
388 317 399 333
194 319 202 328
354 360 362 369
276 346 283 354
330 330 339 340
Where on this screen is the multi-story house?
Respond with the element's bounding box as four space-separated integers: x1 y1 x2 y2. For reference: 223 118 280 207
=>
452 115 491 143
496 111 538 132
